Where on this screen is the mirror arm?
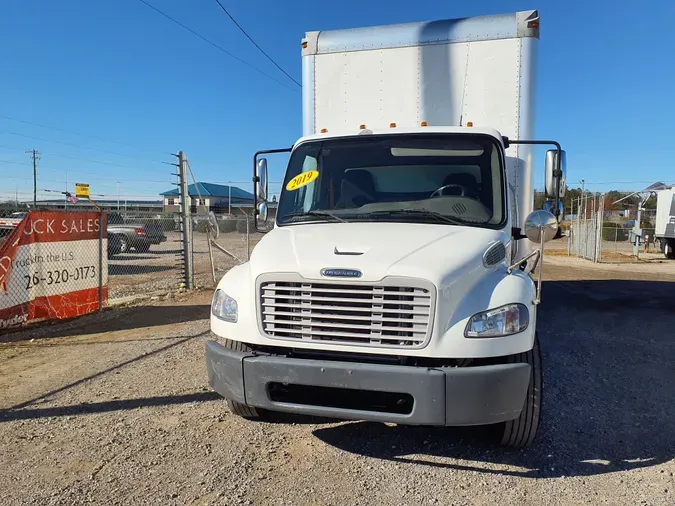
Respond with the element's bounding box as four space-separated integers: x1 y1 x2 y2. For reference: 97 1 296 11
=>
502 138 564 220
252 147 293 232
511 227 527 240
506 232 545 306
508 249 539 274
534 225 546 304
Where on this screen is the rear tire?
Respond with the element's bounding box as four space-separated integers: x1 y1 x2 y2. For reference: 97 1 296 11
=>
490 334 543 448
665 239 675 260
221 339 268 420
118 235 129 254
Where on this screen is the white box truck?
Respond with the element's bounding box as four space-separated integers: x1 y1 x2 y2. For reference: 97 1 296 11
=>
655 188 675 259
206 9 567 448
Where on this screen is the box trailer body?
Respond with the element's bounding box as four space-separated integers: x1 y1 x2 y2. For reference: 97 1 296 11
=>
301 12 540 260
206 10 566 448
655 188 675 258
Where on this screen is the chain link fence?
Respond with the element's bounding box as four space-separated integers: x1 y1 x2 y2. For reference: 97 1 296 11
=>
2 162 278 331
567 194 662 262
1 206 189 332
190 210 275 289
105 210 184 300
1 208 107 330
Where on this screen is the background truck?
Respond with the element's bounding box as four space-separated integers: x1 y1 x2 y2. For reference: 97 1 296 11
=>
206 9 566 448
655 188 675 259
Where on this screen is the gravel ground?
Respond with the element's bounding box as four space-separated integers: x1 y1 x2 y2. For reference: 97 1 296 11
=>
1 256 674 505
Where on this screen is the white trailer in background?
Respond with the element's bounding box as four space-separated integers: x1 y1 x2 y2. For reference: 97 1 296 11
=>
655 188 675 259
207 10 567 448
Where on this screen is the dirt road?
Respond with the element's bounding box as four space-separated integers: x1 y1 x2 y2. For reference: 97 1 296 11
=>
1 258 673 505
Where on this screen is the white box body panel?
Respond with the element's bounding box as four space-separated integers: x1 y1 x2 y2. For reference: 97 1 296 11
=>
655 188 675 238
302 10 539 252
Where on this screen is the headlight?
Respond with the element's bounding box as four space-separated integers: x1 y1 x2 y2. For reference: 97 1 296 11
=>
211 289 238 323
464 303 529 338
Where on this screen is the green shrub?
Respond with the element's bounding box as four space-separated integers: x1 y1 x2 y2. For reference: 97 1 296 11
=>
219 219 238 233
602 222 629 241
195 220 209 233
157 218 177 232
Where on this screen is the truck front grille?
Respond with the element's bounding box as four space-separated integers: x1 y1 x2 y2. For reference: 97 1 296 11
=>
258 277 435 349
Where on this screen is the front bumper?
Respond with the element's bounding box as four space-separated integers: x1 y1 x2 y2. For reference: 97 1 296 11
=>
205 340 531 426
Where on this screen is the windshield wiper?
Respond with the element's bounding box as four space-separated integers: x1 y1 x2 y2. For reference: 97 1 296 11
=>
366 209 465 225
283 210 346 223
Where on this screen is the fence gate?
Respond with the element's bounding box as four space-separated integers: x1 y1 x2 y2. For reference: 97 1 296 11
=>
570 196 604 262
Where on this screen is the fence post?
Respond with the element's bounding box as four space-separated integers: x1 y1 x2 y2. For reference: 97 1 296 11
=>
99 210 104 311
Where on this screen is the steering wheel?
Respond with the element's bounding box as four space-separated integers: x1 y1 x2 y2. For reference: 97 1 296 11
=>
429 184 468 199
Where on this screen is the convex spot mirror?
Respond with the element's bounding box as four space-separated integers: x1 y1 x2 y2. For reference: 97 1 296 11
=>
524 210 558 244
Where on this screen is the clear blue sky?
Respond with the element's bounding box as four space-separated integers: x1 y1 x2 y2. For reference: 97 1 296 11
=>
1 0 674 203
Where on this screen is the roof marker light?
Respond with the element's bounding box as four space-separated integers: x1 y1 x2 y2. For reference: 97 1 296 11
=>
420 121 428 126
389 123 396 128
467 121 474 127
320 128 328 133
359 124 367 130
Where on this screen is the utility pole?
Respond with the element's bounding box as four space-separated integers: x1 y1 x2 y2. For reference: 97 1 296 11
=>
26 149 40 207
176 151 193 289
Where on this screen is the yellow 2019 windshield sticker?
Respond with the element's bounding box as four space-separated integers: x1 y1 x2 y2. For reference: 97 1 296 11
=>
286 170 319 191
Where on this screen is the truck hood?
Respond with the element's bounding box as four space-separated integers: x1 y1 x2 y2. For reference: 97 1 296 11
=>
249 222 509 284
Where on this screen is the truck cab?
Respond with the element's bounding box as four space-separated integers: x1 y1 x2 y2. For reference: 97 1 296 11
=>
206 10 566 448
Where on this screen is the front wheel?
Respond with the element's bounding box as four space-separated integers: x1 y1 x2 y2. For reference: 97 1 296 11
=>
489 334 543 448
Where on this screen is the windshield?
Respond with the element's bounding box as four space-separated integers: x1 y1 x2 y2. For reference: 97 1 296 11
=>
276 133 506 228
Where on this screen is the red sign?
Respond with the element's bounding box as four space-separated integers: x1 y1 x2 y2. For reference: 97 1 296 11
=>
0 212 108 330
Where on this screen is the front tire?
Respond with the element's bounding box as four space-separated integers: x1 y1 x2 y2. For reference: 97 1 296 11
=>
490 334 543 448
221 339 268 420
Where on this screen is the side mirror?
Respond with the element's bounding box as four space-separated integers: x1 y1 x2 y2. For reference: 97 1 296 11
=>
524 210 558 244
257 158 268 203
545 149 567 199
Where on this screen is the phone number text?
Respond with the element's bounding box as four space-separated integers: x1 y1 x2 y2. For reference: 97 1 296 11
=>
24 266 97 289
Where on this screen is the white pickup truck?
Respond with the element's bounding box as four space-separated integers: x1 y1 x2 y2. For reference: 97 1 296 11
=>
206 9 566 448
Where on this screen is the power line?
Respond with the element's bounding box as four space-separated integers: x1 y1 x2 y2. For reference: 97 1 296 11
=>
137 0 299 93
0 144 166 172
212 0 300 87
0 172 171 186
0 115 171 156
2 131 167 166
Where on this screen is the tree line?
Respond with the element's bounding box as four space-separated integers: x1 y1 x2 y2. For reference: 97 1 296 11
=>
534 188 657 216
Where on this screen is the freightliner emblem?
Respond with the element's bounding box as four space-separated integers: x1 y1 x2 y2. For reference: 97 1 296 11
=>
320 268 363 278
